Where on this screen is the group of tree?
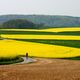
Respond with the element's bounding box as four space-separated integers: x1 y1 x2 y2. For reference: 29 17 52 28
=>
2 19 44 29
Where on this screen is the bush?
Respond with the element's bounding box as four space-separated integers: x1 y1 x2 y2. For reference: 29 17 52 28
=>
0 56 24 65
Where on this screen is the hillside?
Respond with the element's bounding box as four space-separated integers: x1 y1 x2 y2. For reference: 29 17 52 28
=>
0 15 80 28
2 19 38 29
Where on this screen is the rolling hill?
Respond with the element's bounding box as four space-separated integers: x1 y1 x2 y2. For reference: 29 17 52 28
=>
0 15 80 29
2 19 38 29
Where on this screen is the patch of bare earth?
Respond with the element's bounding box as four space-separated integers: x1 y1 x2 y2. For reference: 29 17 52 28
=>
0 58 80 80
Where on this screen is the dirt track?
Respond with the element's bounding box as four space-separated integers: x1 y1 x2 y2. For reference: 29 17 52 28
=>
0 58 80 80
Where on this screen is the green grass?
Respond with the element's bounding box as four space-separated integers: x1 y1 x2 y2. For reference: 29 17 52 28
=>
0 30 80 36
60 56 80 60
15 39 80 48
57 31 80 36
0 56 24 65
0 30 56 35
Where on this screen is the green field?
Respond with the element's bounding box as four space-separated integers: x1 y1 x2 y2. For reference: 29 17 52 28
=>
1 29 80 48
0 28 80 48
0 30 80 36
14 39 80 48
0 28 80 63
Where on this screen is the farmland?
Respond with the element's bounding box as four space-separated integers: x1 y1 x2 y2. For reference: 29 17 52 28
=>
0 27 80 80
1 58 80 80
2 34 80 40
0 27 80 58
0 39 80 58
0 27 80 32
0 30 80 36
16 39 80 48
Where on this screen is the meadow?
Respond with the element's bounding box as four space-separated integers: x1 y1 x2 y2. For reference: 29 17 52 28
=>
0 27 80 61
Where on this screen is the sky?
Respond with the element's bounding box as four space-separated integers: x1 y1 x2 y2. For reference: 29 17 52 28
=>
0 0 80 17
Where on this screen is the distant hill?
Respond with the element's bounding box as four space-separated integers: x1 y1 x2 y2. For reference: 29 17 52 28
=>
2 19 38 29
0 15 80 28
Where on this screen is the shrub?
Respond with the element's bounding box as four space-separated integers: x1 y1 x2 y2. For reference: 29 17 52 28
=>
0 56 24 65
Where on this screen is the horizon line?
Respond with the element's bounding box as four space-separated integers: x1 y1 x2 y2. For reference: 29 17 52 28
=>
0 14 80 17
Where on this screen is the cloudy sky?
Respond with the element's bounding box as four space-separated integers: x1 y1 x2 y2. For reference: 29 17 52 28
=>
0 0 80 16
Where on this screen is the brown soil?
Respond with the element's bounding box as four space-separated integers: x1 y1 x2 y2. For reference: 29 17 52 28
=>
0 58 80 80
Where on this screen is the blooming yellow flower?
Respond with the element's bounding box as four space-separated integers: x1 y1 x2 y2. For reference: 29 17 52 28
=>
0 40 80 58
2 35 80 40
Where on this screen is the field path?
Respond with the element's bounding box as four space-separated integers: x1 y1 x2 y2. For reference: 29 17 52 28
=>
19 57 53 65
0 58 80 80
18 57 37 64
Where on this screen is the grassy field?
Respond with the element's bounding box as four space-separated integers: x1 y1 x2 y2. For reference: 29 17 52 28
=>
0 27 80 59
0 30 80 36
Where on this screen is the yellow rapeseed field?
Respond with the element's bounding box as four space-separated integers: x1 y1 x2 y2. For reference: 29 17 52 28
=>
2 35 80 40
0 28 80 58
0 40 80 58
0 27 80 32
41 27 80 32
